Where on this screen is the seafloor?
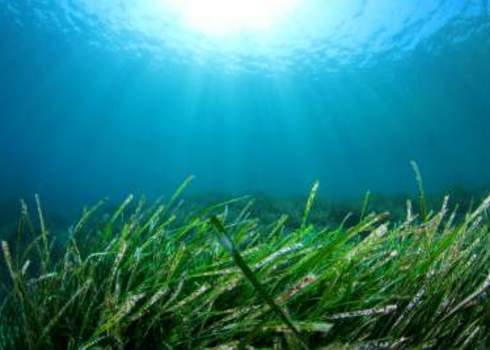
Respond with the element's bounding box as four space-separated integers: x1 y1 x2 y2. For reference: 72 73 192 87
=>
0 185 489 349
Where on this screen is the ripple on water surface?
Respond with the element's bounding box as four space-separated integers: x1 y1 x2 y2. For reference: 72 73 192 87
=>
1 0 488 75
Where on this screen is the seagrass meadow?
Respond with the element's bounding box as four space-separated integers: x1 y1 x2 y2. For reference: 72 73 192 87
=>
1 176 489 349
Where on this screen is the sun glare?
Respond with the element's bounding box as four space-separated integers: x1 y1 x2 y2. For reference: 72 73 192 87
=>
167 0 298 36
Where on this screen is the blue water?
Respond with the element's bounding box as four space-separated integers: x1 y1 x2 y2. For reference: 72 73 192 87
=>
0 0 489 212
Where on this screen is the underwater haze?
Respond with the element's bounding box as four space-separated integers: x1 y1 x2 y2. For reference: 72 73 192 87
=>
1 0 490 214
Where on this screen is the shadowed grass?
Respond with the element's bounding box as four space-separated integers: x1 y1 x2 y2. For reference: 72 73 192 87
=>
0 180 489 349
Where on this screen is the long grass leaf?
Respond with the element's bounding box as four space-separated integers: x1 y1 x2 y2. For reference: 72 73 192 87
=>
209 216 305 345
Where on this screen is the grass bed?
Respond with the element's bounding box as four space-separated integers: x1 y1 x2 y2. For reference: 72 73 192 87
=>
0 179 489 349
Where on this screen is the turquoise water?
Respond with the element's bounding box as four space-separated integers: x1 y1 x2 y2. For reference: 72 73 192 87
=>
0 0 489 211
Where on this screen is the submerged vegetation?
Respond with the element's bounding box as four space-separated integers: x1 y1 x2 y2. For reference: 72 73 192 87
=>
1 177 489 349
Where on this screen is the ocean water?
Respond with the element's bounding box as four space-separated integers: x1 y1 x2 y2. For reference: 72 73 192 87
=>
0 0 489 217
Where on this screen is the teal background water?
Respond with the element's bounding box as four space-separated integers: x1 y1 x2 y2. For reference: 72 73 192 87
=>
0 0 489 213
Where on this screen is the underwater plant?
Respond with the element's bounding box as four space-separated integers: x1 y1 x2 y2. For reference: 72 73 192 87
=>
0 178 489 349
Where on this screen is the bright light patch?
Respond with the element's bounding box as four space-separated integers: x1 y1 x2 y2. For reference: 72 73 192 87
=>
167 0 298 36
